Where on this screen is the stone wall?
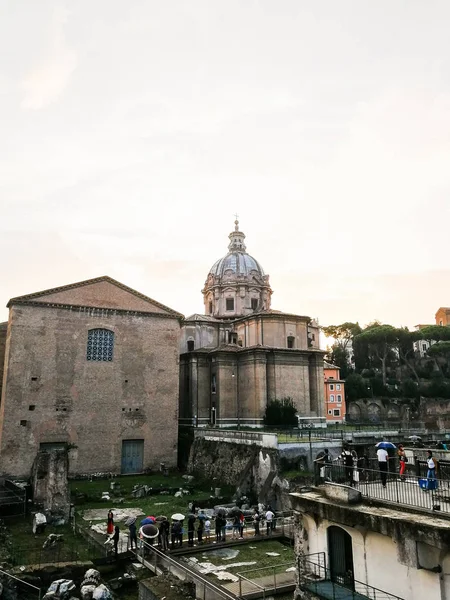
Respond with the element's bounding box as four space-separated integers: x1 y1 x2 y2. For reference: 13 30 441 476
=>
31 449 70 520
0 302 180 478
187 437 280 504
0 322 7 409
347 396 450 429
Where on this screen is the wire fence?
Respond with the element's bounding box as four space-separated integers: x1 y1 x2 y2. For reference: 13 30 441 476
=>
8 536 105 569
0 480 27 519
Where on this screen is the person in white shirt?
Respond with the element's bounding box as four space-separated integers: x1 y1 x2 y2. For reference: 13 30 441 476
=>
265 509 274 536
426 451 436 490
376 447 389 488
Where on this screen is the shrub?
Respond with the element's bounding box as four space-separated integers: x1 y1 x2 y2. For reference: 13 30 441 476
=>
264 397 298 429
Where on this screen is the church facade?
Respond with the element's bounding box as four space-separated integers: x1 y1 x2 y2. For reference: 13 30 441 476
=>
0 277 182 478
179 221 325 428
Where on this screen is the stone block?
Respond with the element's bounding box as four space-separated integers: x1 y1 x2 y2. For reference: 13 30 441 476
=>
323 482 361 505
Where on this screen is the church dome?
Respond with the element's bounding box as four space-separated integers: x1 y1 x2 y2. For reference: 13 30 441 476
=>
207 219 265 279
209 252 265 278
203 219 272 319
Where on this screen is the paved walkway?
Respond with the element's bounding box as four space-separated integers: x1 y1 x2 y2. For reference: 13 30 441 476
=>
305 581 371 600
359 478 450 512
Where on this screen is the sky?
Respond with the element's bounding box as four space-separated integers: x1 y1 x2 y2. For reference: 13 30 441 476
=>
1 0 450 330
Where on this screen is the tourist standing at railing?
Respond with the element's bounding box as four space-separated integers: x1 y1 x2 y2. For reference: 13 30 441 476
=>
187 514 196 547
341 446 355 487
239 512 245 539
253 510 260 536
232 514 240 540
204 517 211 543
214 516 221 543
398 445 407 481
376 447 389 488
426 451 436 490
265 508 274 536
315 449 332 482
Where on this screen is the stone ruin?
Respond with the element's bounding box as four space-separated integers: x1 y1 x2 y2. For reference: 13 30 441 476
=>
31 449 71 524
41 569 113 600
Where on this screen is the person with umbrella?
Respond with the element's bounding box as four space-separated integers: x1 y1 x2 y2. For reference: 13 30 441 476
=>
376 442 393 488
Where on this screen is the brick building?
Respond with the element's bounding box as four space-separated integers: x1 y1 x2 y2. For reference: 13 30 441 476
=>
0 276 182 478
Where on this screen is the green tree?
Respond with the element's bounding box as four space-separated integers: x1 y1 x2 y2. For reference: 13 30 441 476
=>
345 373 368 401
264 397 298 429
394 327 420 383
420 326 450 374
354 325 397 386
322 322 361 376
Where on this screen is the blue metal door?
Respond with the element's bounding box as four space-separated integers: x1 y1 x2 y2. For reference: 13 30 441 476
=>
121 440 144 474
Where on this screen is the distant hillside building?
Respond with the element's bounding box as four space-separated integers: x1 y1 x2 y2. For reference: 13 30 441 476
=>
0 276 182 478
413 324 435 357
436 307 450 326
179 220 325 428
323 362 345 423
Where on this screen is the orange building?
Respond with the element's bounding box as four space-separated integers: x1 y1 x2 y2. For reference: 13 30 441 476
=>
324 361 346 423
436 307 450 326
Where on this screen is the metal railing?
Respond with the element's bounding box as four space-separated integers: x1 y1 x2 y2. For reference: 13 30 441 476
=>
236 561 296 596
300 553 405 600
166 512 294 547
0 568 41 599
317 462 450 514
137 540 238 600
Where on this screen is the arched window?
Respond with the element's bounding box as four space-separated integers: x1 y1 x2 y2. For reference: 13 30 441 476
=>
287 335 295 349
87 329 114 361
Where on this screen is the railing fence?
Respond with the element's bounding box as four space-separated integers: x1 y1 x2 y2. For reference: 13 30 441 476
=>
316 462 450 514
300 552 405 600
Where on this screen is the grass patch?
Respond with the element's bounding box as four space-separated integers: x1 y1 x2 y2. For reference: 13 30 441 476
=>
4 473 235 567
186 539 295 581
3 516 96 566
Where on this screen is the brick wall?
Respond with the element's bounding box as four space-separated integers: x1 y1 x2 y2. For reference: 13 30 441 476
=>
0 303 180 478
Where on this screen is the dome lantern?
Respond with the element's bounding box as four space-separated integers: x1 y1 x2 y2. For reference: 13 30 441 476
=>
202 219 273 319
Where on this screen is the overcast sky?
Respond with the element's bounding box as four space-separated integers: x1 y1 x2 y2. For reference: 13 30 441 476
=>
1 1 450 330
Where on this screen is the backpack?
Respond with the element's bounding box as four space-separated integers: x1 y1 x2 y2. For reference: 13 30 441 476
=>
343 451 353 467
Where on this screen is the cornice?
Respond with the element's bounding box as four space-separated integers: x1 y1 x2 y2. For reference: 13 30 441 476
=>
11 301 182 321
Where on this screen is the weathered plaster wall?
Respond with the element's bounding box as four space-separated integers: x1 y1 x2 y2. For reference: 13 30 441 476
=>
291 491 450 600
